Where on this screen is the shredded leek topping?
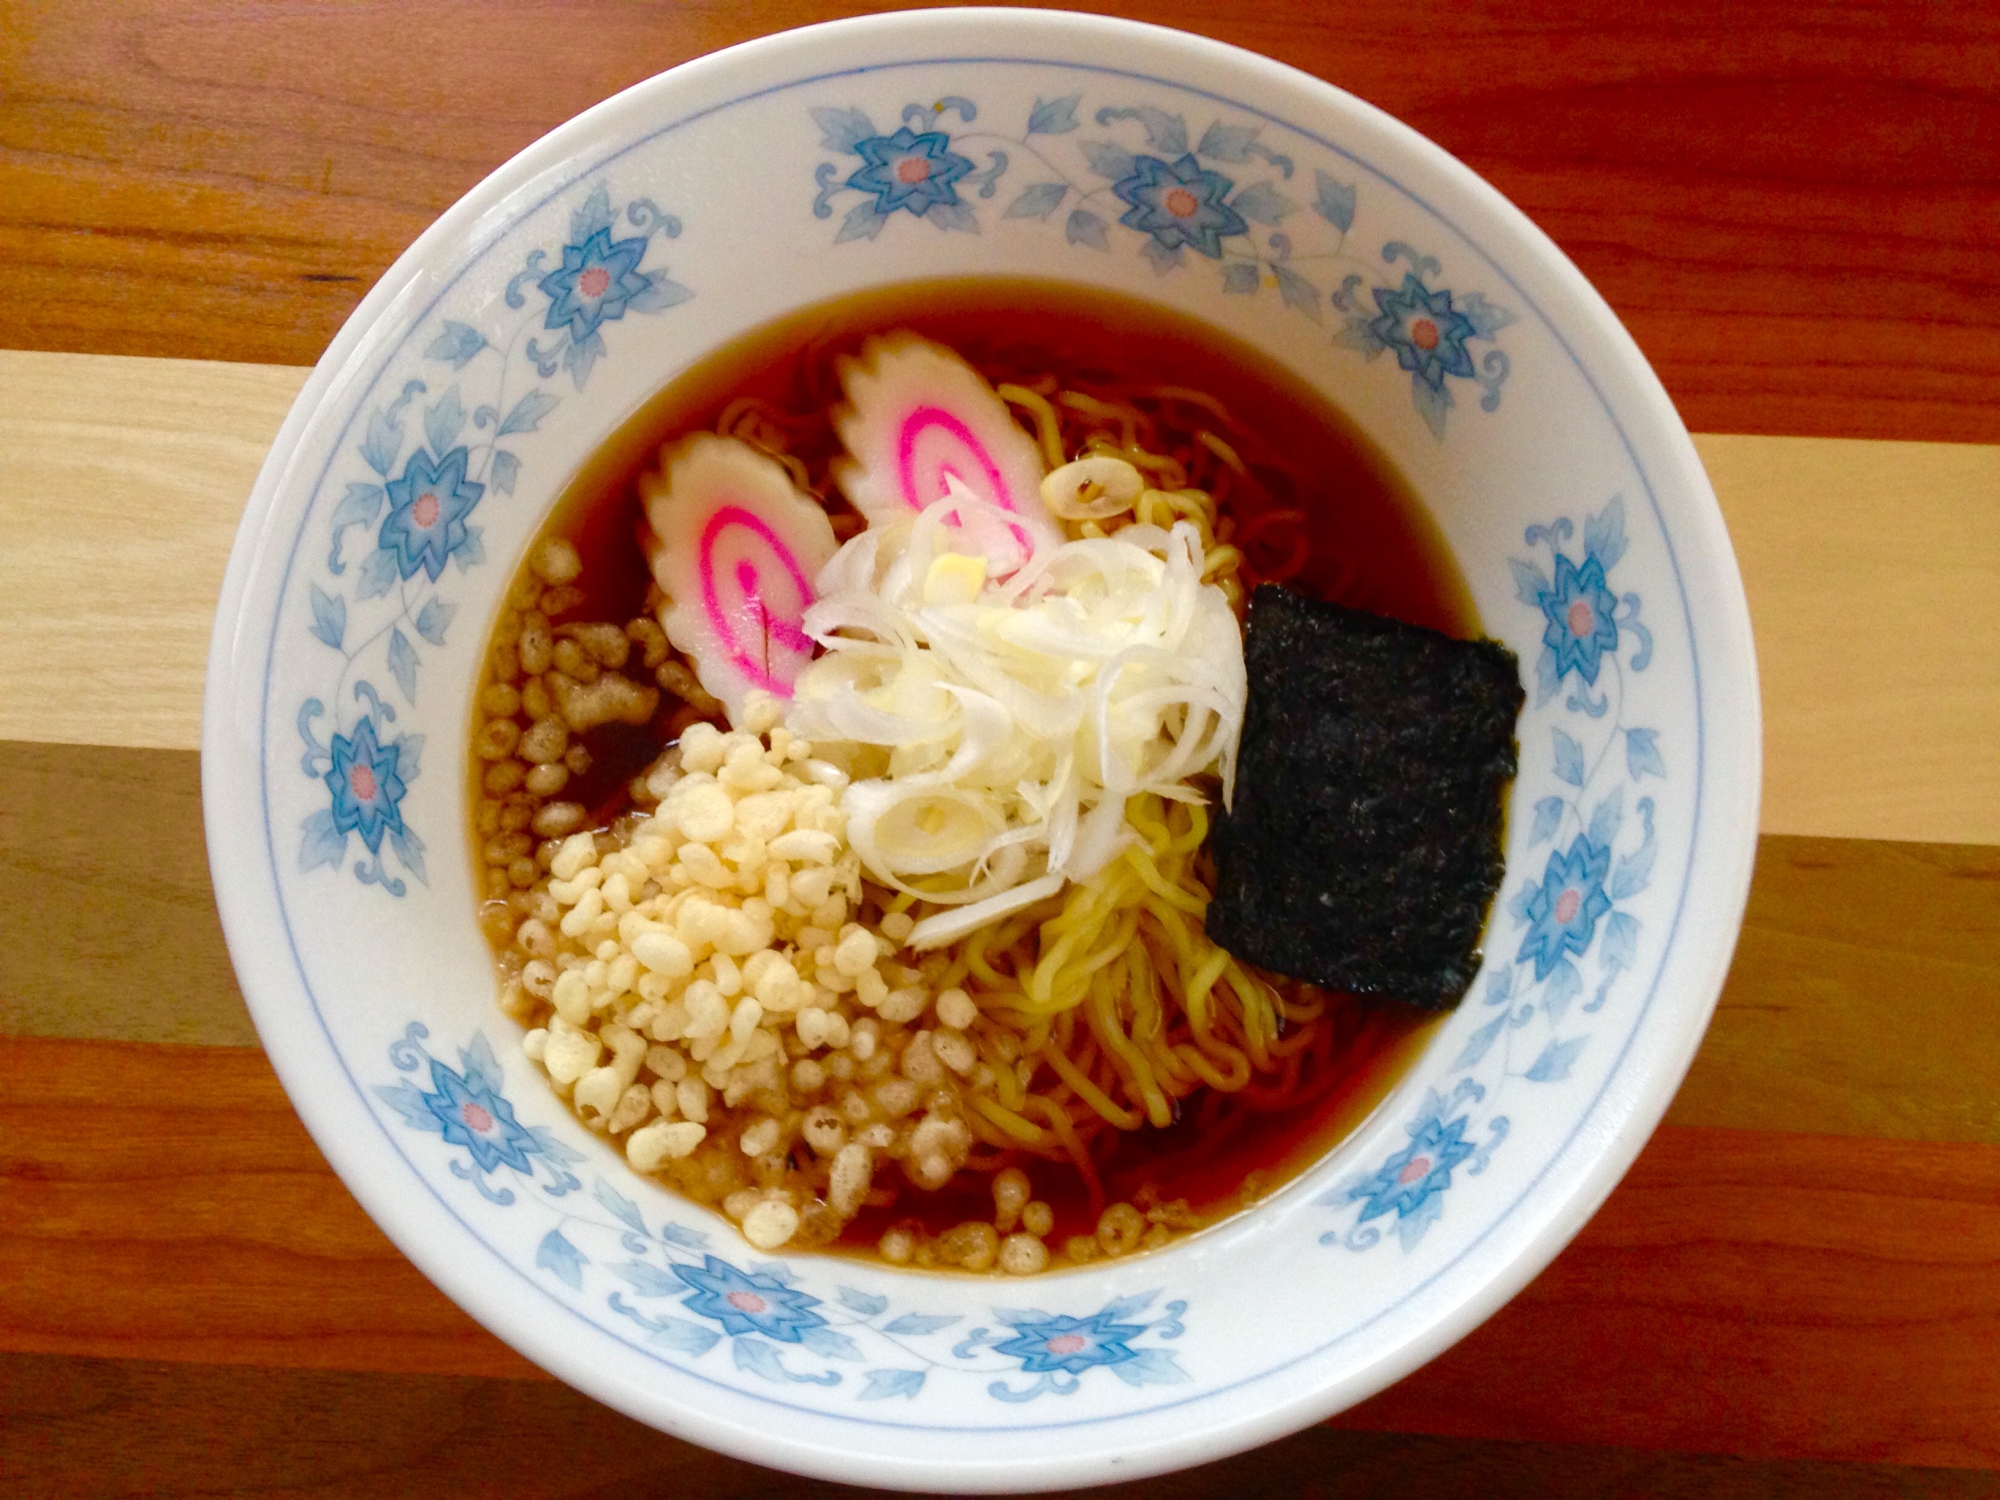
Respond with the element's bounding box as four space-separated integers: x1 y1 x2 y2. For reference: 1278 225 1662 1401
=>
787 482 1245 946
730 358 1345 1189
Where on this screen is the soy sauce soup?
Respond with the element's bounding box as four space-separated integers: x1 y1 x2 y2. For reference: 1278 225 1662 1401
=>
472 278 1474 1263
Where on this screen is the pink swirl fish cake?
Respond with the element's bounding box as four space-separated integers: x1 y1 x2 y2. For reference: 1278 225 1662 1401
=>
832 333 1061 564
642 434 838 723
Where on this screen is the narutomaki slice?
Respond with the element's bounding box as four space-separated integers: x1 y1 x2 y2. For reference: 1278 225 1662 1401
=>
642 433 838 722
832 332 1061 564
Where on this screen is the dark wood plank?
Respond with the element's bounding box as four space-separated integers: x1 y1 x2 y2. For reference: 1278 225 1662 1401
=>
1338 1127 2000 1469
6 1352 1999 1500
0 1037 539 1380
12 744 2000 1145
4 1033 1997 1468
0 742 255 1048
1667 834 2000 1142
2 1 1997 443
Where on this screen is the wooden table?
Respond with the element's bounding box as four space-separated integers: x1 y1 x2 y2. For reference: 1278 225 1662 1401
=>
3 3 1997 1494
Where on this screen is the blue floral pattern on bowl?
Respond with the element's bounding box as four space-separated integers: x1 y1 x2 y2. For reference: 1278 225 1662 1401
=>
846 123 978 218
376 1024 1189 1404
319 715 409 855
293 182 692 897
1323 496 1665 1252
1517 833 1614 980
377 1027 584 1197
306 122 1667 1305
1111 152 1248 258
809 92 1513 437
209 31 1754 1470
378 445 485 583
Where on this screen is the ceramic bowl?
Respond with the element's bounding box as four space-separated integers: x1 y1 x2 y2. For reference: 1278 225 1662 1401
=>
202 8 1760 1491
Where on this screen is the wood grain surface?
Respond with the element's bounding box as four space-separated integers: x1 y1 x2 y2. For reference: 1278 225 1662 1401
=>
4 1 1999 445
7 742 1999 1144
5 2 1999 1492
1672 832 2000 1145
1703 434 2000 845
8 1352 2000 1500
0 351 302 751
0 743 250 1048
4 1032 1997 1469
7 349 1999 844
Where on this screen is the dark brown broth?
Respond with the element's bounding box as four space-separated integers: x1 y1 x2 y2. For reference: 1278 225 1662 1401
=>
476 276 1475 1256
541 277 1473 637
846 1001 1439 1253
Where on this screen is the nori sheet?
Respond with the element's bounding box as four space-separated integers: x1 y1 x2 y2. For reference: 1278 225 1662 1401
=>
1208 584 1523 1009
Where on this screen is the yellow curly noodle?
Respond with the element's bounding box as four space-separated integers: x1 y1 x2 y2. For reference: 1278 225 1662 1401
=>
996 381 1316 617
926 794 1316 1203
726 363 1330 1214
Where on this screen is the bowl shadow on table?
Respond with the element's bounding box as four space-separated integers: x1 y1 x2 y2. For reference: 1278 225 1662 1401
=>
5 1350 1995 1500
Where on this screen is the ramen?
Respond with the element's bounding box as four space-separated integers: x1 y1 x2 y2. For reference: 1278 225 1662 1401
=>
470 279 1497 1274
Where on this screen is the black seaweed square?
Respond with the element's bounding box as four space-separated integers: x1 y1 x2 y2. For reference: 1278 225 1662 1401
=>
1208 585 1523 1008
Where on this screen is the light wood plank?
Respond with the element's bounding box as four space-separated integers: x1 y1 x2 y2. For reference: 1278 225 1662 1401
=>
2 352 1997 843
4 1035 1997 1469
1699 433 2000 845
0 351 306 752
8 1352 1996 1500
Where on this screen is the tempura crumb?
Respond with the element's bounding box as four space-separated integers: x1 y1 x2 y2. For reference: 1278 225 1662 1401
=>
500 700 976 1252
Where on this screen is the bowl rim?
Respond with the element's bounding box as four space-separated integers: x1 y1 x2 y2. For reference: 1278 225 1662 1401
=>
202 8 1762 1490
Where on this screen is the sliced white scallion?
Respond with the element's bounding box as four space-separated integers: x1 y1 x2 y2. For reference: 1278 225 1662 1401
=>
786 481 1246 916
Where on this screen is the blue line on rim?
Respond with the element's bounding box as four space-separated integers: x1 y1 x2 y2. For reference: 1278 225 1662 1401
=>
254 53 1708 1435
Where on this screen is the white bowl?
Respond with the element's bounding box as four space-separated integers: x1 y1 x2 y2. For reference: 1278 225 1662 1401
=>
202 9 1760 1491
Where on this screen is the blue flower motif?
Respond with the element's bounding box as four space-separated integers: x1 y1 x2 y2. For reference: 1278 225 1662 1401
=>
673 1256 828 1343
1346 1113 1475 1223
1112 153 1247 259
1367 274 1478 391
378 445 482 582
420 1056 540 1174
1517 832 1614 979
1537 551 1622 686
846 127 974 216
323 715 407 853
991 1309 1145 1376
538 226 652 342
